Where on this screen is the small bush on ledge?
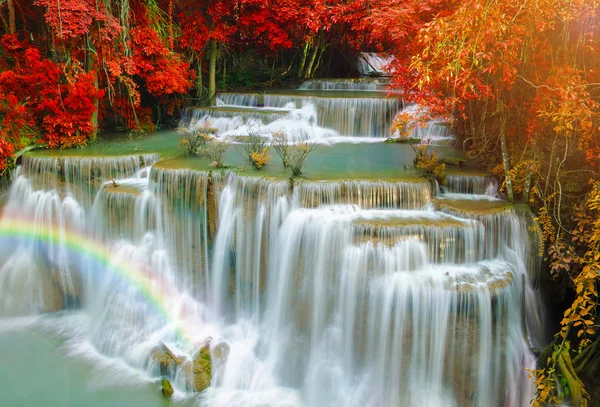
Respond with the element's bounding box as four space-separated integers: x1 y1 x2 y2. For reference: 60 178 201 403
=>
241 130 270 169
412 142 446 185
271 131 316 177
204 140 229 169
178 127 218 156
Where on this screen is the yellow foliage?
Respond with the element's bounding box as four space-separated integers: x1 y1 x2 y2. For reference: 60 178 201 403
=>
413 144 446 183
531 184 600 406
250 148 269 169
391 111 428 138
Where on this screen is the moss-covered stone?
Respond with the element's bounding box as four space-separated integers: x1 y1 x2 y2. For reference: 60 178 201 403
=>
161 379 174 398
384 137 421 144
439 156 465 166
179 344 213 392
191 345 212 392
150 343 185 376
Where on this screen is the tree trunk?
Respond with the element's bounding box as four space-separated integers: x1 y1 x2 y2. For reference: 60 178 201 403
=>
312 43 326 78
7 0 16 34
208 39 217 106
85 34 99 139
498 99 514 201
221 55 226 89
544 136 558 196
557 353 588 407
523 170 533 203
0 6 8 33
304 35 321 79
297 41 310 78
196 55 204 101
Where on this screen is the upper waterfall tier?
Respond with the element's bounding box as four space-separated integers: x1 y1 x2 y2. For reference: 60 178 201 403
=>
357 52 393 76
299 78 391 91
216 91 403 138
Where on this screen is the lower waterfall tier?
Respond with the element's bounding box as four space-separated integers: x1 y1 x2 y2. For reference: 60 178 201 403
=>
0 155 543 407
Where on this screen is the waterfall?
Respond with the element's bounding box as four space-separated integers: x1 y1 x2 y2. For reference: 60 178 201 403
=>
445 175 500 196
292 180 431 209
0 153 542 406
299 79 390 91
180 107 290 134
181 103 342 143
357 52 393 76
215 93 402 138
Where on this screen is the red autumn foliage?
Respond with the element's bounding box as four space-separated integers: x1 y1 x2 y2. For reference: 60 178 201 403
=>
0 34 102 149
0 137 14 172
34 0 95 39
129 26 191 100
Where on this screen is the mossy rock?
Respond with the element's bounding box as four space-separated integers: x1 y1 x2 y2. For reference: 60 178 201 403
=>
180 345 212 392
161 379 174 398
384 137 421 144
150 346 185 376
191 345 212 392
439 156 465 166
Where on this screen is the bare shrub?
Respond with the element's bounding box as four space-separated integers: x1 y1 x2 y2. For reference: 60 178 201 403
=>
178 127 218 156
271 131 316 177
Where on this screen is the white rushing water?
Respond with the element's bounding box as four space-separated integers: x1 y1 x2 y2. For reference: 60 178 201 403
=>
357 52 393 76
179 78 453 144
0 68 540 407
0 152 543 407
299 78 390 91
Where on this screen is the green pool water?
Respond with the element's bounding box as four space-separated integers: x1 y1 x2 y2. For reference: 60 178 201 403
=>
29 130 476 181
0 315 196 407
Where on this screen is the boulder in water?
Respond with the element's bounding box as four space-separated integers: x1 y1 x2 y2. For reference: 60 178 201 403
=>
384 137 420 144
150 339 226 393
161 379 174 398
189 344 212 392
150 342 185 376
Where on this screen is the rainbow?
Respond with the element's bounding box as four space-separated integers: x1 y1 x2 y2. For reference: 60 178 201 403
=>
0 218 191 343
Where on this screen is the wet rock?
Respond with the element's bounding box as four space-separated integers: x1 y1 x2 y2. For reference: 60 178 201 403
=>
151 342 185 376
189 344 212 392
161 379 174 398
384 137 421 144
439 156 465 166
151 347 177 376
150 340 225 393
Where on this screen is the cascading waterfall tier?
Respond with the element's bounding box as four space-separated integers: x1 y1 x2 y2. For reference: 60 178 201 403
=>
0 155 542 407
357 52 393 76
299 78 390 91
216 92 403 138
445 174 500 196
180 79 454 145
292 179 431 209
20 154 159 208
180 106 292 134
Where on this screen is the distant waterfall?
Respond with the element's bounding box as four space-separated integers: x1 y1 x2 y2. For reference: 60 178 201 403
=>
299 78 390 91
357 52 393 76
